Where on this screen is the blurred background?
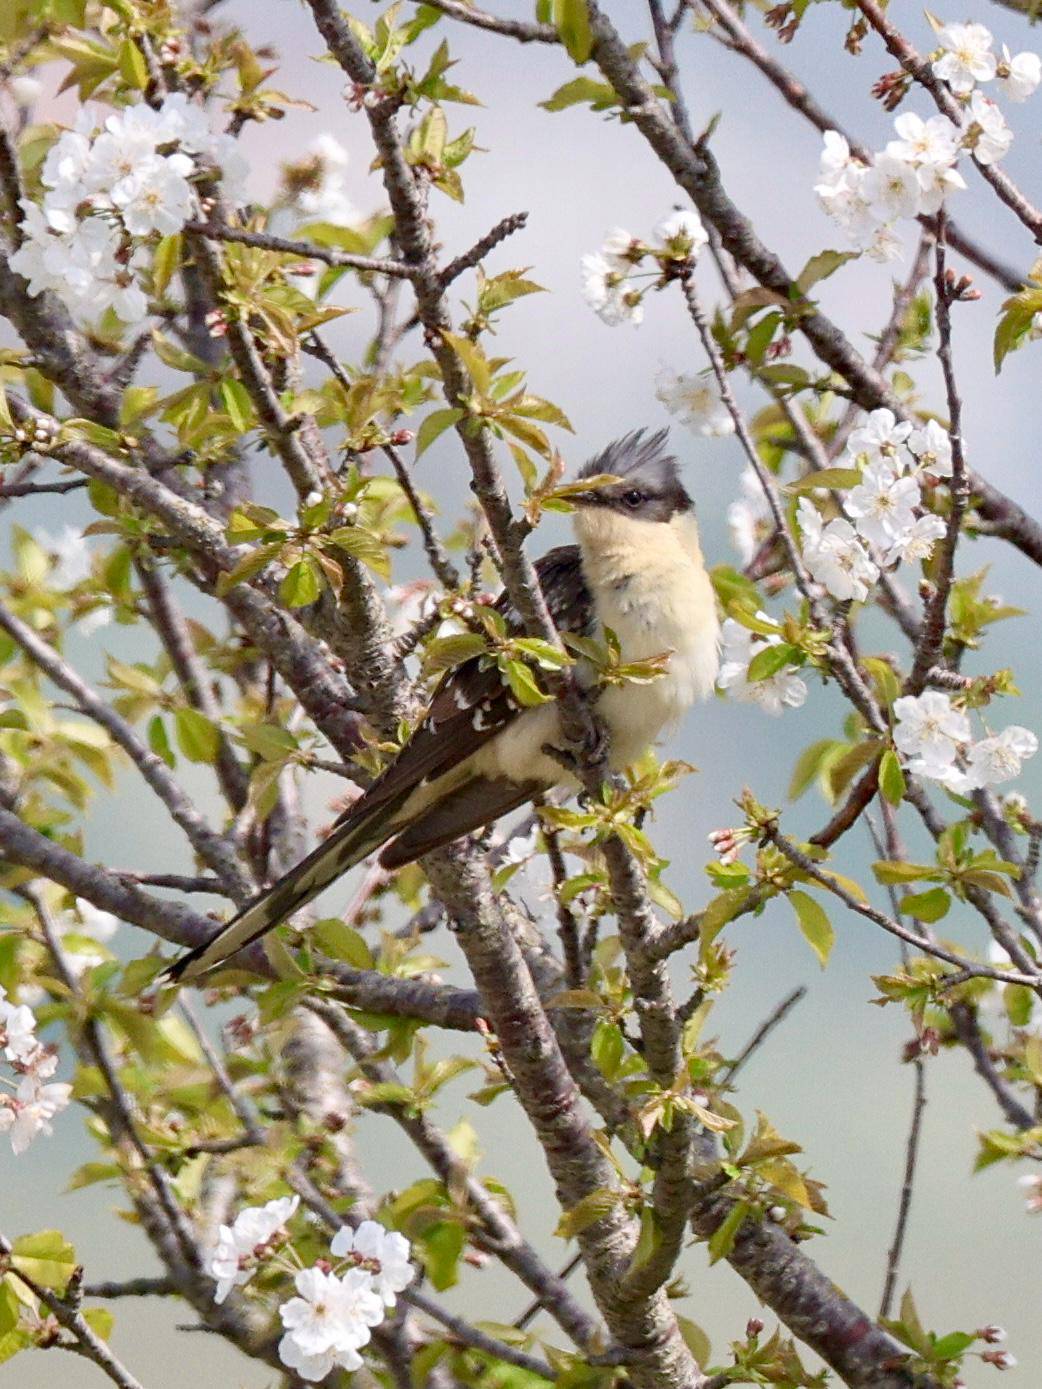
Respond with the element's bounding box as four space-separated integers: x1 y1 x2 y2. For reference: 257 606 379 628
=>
6 0 1042 1383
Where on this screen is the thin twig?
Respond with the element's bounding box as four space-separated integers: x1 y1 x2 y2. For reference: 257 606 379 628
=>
0 1233 148 1389
878 1038 927 1319
184 220 419 277
764 822 1042 987
722 987 807 1085
906 213 969 694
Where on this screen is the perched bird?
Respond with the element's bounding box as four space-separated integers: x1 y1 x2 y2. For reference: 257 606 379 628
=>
165 429 720 983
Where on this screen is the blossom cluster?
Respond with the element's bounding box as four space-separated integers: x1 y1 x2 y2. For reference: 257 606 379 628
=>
717 615 808 716
207 1202 412 1382
817 24 1040 261
10 94 246 326
654 366 735 439
580 209 708 326
796 408 952 604
0 986 71 1155
893 691 1038 794
815 118 966 262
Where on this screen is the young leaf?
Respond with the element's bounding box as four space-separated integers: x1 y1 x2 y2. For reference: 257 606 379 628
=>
879 748 906 806
897 887 951 923
280 557 323 608
415 407 464 458
788 889 835 967
553 0 593 63
174 708 220 763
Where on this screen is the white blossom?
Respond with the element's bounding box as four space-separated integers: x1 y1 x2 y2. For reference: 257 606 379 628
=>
965 727 1039 787
9 75 43 107
884 513 947 566
907 419 954 476
655 368 734 437
964 91 1013 165
601 226 640 267
209 1195 300 1304
726 466 770 566
998 46 1041 102
330 1221 413 1307
716 618 808 716
844 464 920 549
892 691 970 775
0 1074 72 1155
887 112 961 168
846 408 912 467
818 130 856 183
580 252 642 326
278 1266 384 1381
797 499 878 601
13 95 248 327
110 153 195 236
653 209 708 258
915 159 967 216
298 133 357 226
933 22 997 95
0 988 46 1070
35 524 93 588
861 154 922 222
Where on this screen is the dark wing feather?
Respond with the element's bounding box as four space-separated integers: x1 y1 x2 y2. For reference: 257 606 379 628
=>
378 775 542 869
332 545 592 827
162 547 591 983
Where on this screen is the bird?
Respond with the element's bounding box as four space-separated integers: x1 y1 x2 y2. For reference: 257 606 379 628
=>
164 429 720 983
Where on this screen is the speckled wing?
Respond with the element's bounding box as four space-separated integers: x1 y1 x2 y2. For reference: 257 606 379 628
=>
337 543 594 821
163 545 592 983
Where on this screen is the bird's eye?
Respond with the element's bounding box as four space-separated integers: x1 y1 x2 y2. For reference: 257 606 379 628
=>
622 489 643 508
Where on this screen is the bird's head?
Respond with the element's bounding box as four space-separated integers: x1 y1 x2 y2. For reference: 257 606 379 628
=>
572 428 693 525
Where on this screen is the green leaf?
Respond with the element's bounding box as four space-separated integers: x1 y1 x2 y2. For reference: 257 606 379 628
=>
554 1187 619 1239
0 1280 19 1338
66 1161 122 1192
788 889 835 967
553 0 593 62
932 1330 975 1362
415 407 465 459
591 1019 624 1079
174 707 220 764
422 633 487 674
872 860 941 885
794 249 858 295
312 918 375 970
419 1221 464 1291
898 887 950 923
240 724 299 760
676 1315 712 1369
879 749 906 806
787 468 863 493
11 1231 77 1293
151 233 182 298
219 379 253 432
214 543 281 597
746 642 801 683
147 715 175 769
707 1199 750 1264
117 36 148 88
540 75 619 112
280 557 323 608
502 659 550 707
788 738 843 800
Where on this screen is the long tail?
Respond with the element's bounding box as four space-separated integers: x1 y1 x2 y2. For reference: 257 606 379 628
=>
163 792 409 984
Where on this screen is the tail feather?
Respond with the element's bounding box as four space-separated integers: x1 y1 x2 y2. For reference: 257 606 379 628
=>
163 795 406 983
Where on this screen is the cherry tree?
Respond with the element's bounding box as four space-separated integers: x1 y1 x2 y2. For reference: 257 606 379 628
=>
0 2 1040 1387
